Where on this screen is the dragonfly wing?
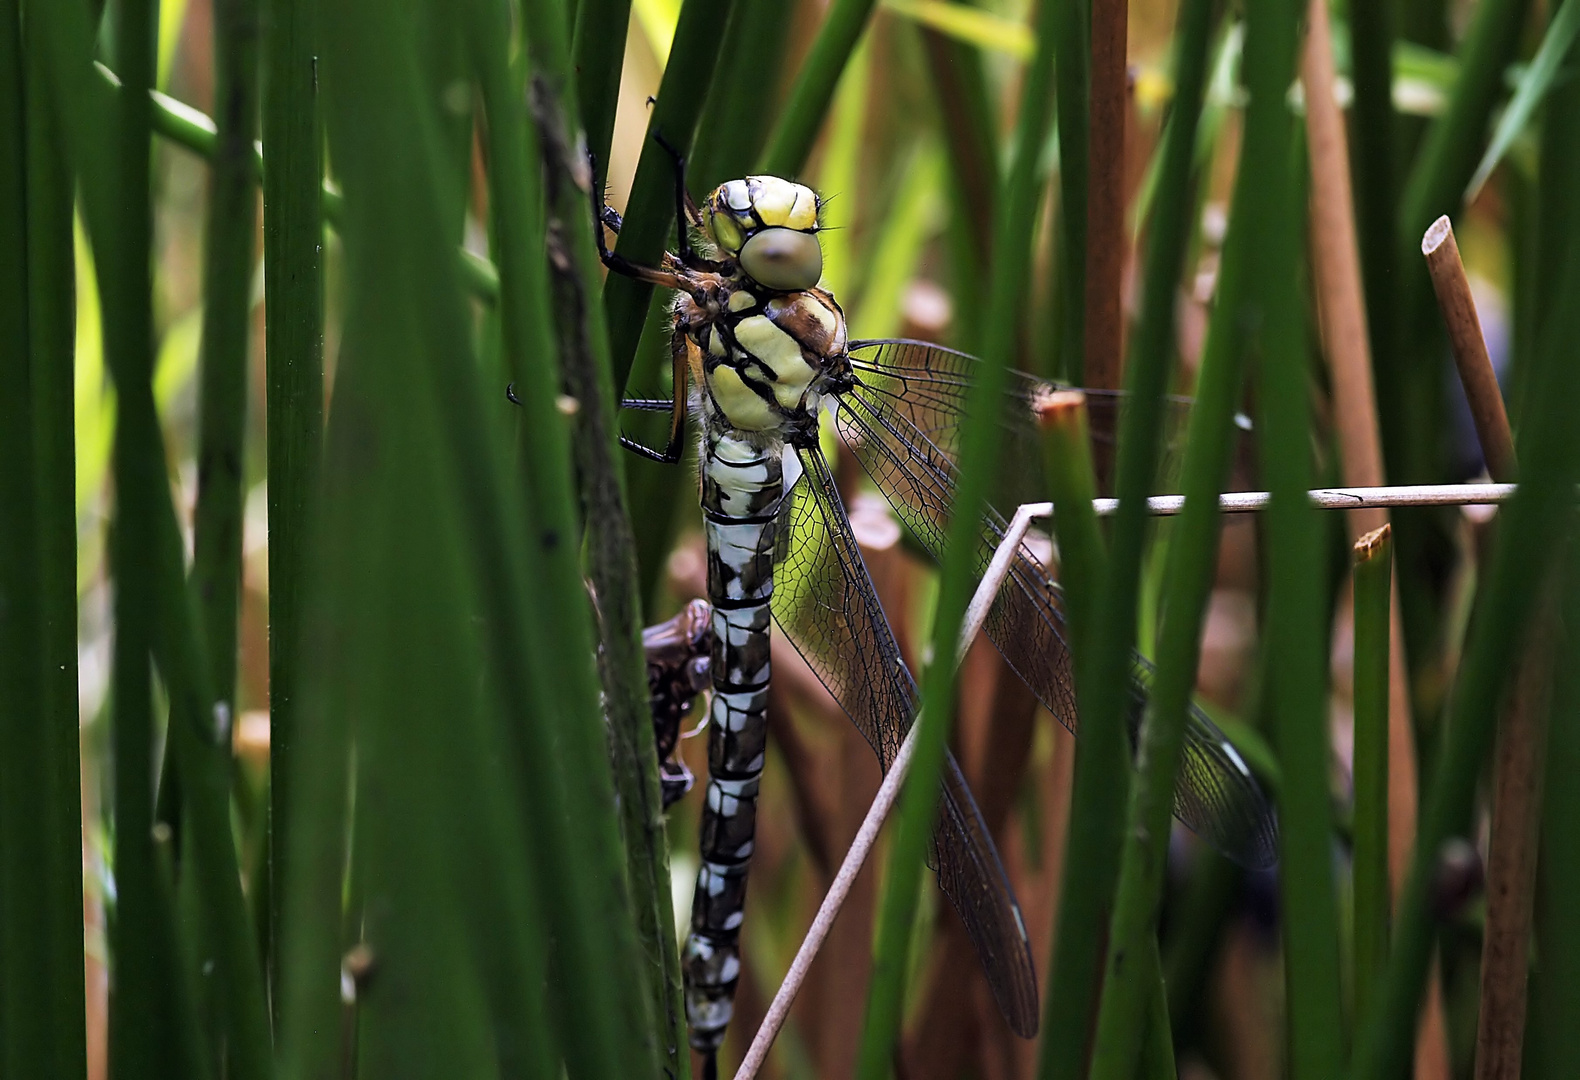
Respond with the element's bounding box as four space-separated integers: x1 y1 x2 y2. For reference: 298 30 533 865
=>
846 337 1201 498
771 445 1040 1036
1128 659 1278 869
839 339 1277 869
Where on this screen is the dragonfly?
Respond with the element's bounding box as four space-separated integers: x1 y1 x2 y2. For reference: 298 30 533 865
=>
594 144 1278 1068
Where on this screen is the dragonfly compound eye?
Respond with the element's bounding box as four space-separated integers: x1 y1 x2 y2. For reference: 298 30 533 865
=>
738 228 823 292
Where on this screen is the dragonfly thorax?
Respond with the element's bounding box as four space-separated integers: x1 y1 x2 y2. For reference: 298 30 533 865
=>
678 279 849 446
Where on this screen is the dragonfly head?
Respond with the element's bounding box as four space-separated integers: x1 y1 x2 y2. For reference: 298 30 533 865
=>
705 177 824 293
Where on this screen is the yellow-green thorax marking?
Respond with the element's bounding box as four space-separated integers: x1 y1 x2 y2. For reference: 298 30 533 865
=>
677 176 850 443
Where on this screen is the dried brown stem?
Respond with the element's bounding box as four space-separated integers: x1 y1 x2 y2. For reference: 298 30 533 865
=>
1428 210 1551 1080
1422 215 1516 482
1084 0 1128 401
1473 598 1553 1080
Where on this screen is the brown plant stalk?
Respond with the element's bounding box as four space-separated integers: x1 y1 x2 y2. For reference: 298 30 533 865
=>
1422 215 1547 1080
1085 0 1128 401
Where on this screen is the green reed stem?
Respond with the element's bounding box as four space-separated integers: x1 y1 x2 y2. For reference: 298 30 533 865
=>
922 26 998 273
1246 13 1346 1077
603 0 731 392
0 5 83 1074
1347 0 1398 420
517 0 673 1074
1082 0 1215 1061
1041 398 1107 655
1524 535 1580 1077
1138 940 1178 1080
1523 60 1580 1080
758 0 876 177
477 0 684 1068
152 466 274 1080
115 64 503 307
1352 108 1580 1080
1352 525 1392 1029
1034 403 1125 1080
192 0 261 725
21 11 88 1074
1397 0 1532 249
571 0 630 174
260 0 324 1018
150 829 214 1080
99 0 164 1072
855 2 1059 1075
691 0 788 192
35 2 273 1074
277 3 606 1077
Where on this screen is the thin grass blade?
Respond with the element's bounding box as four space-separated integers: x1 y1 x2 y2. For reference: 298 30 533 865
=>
758 0 877 177
1466 0 1580 199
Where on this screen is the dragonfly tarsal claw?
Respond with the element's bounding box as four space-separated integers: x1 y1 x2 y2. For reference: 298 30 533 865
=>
618 432 683 464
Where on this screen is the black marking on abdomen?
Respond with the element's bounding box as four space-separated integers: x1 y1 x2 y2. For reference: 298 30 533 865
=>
685 431 784 1052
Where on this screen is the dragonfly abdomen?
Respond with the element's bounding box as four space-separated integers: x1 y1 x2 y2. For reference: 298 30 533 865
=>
684 430 785 1052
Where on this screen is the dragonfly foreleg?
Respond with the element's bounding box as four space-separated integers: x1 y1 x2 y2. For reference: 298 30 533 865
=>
650 130 720 274
587 146 690 290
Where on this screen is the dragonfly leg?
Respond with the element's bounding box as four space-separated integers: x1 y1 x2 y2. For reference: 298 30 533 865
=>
651 132 729 275
617 325 691 464
588 147 690 290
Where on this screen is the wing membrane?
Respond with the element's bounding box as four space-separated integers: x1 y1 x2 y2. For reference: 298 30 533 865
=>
771 446 1040 1037
847 337 1200 502
839 339 1278 869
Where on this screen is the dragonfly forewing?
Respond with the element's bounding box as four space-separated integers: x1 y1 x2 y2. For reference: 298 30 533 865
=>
838 339 1278 870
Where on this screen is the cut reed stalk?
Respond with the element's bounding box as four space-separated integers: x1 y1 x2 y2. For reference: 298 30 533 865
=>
1036 391 1125 1080
1421 213 1550 1080
1300 19 1444 1071
1422 216 1516 481
1352 526 1393 1028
